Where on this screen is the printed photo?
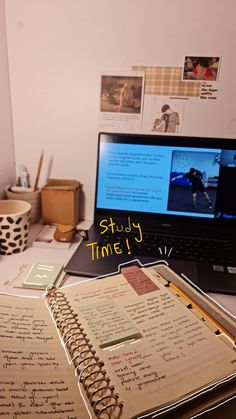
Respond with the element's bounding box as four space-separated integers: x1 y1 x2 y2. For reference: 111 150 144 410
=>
100 75 143 114
142 96 185 134
152 103 181 134
182 56 220 81
168 150 221 214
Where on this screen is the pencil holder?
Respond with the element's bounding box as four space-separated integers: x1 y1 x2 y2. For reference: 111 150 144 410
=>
5 186 41 224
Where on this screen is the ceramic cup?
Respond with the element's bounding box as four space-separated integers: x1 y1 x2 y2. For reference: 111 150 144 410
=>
0 200 31 255
5 186 41 224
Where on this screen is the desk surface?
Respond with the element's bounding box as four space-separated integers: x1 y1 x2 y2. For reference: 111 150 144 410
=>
0 222 236 319
0 222 236 419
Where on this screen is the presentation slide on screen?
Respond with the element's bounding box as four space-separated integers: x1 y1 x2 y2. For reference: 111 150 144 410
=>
96 142 235 218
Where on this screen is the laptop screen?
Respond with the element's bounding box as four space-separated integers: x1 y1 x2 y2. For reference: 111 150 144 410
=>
95 133 236 222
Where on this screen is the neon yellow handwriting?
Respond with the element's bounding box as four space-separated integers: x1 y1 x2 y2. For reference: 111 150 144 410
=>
86 217 143 261
99 217 142 242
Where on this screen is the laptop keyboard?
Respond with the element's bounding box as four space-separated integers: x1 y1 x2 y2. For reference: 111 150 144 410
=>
98 231 236 265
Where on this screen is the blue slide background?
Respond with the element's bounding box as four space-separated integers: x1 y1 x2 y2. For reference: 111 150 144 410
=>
96 142 221 218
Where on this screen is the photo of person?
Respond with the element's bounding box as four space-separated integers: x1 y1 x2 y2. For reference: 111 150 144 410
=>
171 168 212 209
100 75 143 114
220 150 236 167
214 150 236 218
152 104 180 133
183 56 220 81
168 151 220 214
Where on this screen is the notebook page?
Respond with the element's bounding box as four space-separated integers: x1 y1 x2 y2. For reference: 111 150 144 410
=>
63 270 236 418
0 294 93 419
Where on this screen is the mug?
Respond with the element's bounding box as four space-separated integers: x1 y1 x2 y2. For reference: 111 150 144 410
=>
5 186 41 224
0 200 31 255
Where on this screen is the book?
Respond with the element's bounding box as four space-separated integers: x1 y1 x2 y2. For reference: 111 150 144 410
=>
0 263 235 418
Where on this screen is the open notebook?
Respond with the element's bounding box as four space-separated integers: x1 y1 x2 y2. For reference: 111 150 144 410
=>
65 132 236 294
0 264 235 418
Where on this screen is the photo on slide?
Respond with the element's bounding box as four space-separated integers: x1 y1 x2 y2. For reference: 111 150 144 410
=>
220 150 236 167
167 150 221 214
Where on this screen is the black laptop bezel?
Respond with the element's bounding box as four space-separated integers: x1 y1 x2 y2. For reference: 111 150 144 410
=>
94 132 236 235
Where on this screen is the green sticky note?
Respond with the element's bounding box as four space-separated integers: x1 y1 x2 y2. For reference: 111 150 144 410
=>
22 263 63 289
78 301 142 349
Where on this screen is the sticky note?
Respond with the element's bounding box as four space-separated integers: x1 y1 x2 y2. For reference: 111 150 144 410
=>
22 263 63 289
121 266 159 295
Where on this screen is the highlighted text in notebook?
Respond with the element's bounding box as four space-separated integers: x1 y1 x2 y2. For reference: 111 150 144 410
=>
78 300 142 349
85 216 143 261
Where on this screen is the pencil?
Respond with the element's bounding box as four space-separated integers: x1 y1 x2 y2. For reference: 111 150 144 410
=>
33 151 44 191
169 282 236 342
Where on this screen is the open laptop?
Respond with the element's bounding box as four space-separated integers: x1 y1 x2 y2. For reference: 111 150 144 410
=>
65 132 236 294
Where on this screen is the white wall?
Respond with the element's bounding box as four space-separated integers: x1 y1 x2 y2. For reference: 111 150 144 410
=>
4 0 236 219
0 0 15 198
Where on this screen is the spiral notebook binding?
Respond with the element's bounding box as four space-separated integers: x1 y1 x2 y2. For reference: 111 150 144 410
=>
46 286 123 418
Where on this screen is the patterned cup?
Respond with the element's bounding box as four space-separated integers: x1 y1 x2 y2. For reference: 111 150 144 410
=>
5 186 41 224
0 200 31 255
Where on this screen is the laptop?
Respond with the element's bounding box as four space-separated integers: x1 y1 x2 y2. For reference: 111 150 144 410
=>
65 132 236 294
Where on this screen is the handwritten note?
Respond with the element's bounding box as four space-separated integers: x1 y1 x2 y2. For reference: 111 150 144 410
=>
63 267 236 418
106 349 167 393
85 216 143 261
0 301 53 344
71 274 133 304
0 378 82 417
0 348 60 371
78 301 141 348
0 294 92 419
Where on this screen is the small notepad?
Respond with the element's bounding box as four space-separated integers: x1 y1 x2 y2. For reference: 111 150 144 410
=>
22 263 63 289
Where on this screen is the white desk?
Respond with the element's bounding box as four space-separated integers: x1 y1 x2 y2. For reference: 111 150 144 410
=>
0 222 236 319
